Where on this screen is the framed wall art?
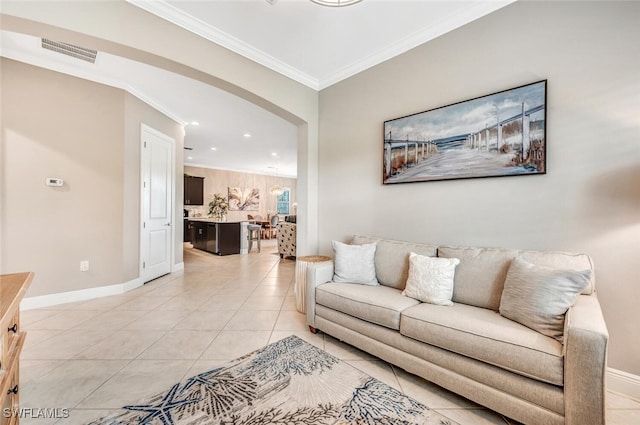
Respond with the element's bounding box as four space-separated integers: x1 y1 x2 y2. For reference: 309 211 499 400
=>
383 80 546 184
228 187 260 211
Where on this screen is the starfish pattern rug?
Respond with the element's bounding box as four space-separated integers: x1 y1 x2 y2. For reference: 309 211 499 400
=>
87 335 458 424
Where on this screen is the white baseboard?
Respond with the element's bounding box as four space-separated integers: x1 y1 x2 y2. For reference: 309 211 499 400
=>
608 367 640 401
173 262 184 272
20 277 143 311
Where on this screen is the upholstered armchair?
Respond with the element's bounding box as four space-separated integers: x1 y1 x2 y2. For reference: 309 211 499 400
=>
277 222 296 259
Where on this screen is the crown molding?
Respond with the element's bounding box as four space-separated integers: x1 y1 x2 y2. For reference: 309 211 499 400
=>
317 1 516 90
126 0 321 90
127 0 515 91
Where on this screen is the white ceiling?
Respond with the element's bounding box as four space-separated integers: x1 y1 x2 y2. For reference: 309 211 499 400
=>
0 0 514 178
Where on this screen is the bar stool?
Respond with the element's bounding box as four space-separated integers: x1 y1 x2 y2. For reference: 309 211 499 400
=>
247 224 261 253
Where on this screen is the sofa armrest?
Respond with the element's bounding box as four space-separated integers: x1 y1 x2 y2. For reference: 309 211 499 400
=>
564 294 609 425
305 261 334 328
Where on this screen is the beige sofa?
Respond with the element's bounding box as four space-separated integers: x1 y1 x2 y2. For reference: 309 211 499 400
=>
305 236 608 425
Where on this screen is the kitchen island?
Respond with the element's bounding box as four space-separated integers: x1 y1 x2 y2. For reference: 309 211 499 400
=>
187 219 248 255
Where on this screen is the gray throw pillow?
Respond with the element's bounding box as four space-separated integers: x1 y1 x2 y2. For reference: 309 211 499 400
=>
499 257 591 341
332 240 378 285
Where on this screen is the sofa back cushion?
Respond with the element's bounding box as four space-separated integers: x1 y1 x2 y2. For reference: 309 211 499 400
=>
352 236 437 289
438 245 595 311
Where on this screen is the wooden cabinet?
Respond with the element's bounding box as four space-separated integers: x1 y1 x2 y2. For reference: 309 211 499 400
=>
191 221 208 251
1 272 32 425
188 221 241 255
183 175 204 206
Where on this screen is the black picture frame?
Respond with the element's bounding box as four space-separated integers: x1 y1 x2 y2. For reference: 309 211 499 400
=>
383 80 547 184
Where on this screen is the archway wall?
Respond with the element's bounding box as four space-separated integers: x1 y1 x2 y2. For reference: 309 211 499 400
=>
0 0 320 258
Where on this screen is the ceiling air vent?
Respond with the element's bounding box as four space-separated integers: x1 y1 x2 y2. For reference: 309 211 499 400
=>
41 38 98 64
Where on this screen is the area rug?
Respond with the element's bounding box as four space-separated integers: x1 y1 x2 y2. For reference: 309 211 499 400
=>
87 335 458 424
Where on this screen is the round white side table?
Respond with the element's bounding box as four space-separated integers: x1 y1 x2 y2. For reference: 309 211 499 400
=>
295 255 332 314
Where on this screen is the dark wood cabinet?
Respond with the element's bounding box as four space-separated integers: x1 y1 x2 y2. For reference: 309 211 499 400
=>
191 221 208 251
187 220 241 255
184 175 204 205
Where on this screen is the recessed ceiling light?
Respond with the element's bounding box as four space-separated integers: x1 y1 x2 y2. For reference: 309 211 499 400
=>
271 152 279 157
243 133 252 138
210 147 217 151
187 156 193 160
190 121 200 126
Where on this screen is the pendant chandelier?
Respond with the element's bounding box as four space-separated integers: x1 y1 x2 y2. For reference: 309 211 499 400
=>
310 0 363 7
269 167 285 196
270 184 285 196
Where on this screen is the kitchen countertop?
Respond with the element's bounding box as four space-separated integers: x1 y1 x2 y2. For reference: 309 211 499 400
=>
187 218 249 223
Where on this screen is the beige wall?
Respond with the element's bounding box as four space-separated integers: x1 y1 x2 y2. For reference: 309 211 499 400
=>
318 2 640 375
0 58 183 297
184 166 297 222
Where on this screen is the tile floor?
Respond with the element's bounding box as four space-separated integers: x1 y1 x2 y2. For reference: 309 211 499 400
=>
19 241 640 425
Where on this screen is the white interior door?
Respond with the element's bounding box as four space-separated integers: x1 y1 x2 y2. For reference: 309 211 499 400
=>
141 125 174 283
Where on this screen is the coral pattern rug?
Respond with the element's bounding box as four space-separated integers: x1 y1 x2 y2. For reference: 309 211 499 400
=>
88 335 458 424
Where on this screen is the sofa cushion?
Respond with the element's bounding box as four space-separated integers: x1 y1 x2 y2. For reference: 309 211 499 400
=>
438 246 595 311
402 253 460 306
438 246 517 310
332 240 379 285
316 282 420 330
400 302 564 385
499 257 591 341
352 236 438 289
519 250 595 295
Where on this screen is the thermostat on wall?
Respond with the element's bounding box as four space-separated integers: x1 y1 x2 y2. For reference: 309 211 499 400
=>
46 177 64 187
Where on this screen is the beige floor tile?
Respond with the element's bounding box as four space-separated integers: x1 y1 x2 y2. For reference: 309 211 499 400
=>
21 329 116 360
223 310 279 331
20 359 66 382
74 330 165 359
607 391 640 408
173 309 236 330
71 309 146 330
197 294 248 310
113 296 174 311
58 409 114 425
21 309 64 326
240 295 285 310
250 285 290 297
20 359 128 409
153 295 209 311
21 329 62 350
200 330 271 359
273 309 308 331
75 359 194 409
607 409 640 424
137 330 219 359
123 309 190 330
281 295 298 311
27 309 102 330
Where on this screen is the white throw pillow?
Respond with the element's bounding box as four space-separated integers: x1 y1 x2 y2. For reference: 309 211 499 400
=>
332 240 379 285
402 253 460 305
499 257 591 341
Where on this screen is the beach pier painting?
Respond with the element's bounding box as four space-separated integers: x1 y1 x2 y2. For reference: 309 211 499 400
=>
383 80 546 184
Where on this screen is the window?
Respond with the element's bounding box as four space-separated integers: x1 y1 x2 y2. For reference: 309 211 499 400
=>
276 189 290 215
